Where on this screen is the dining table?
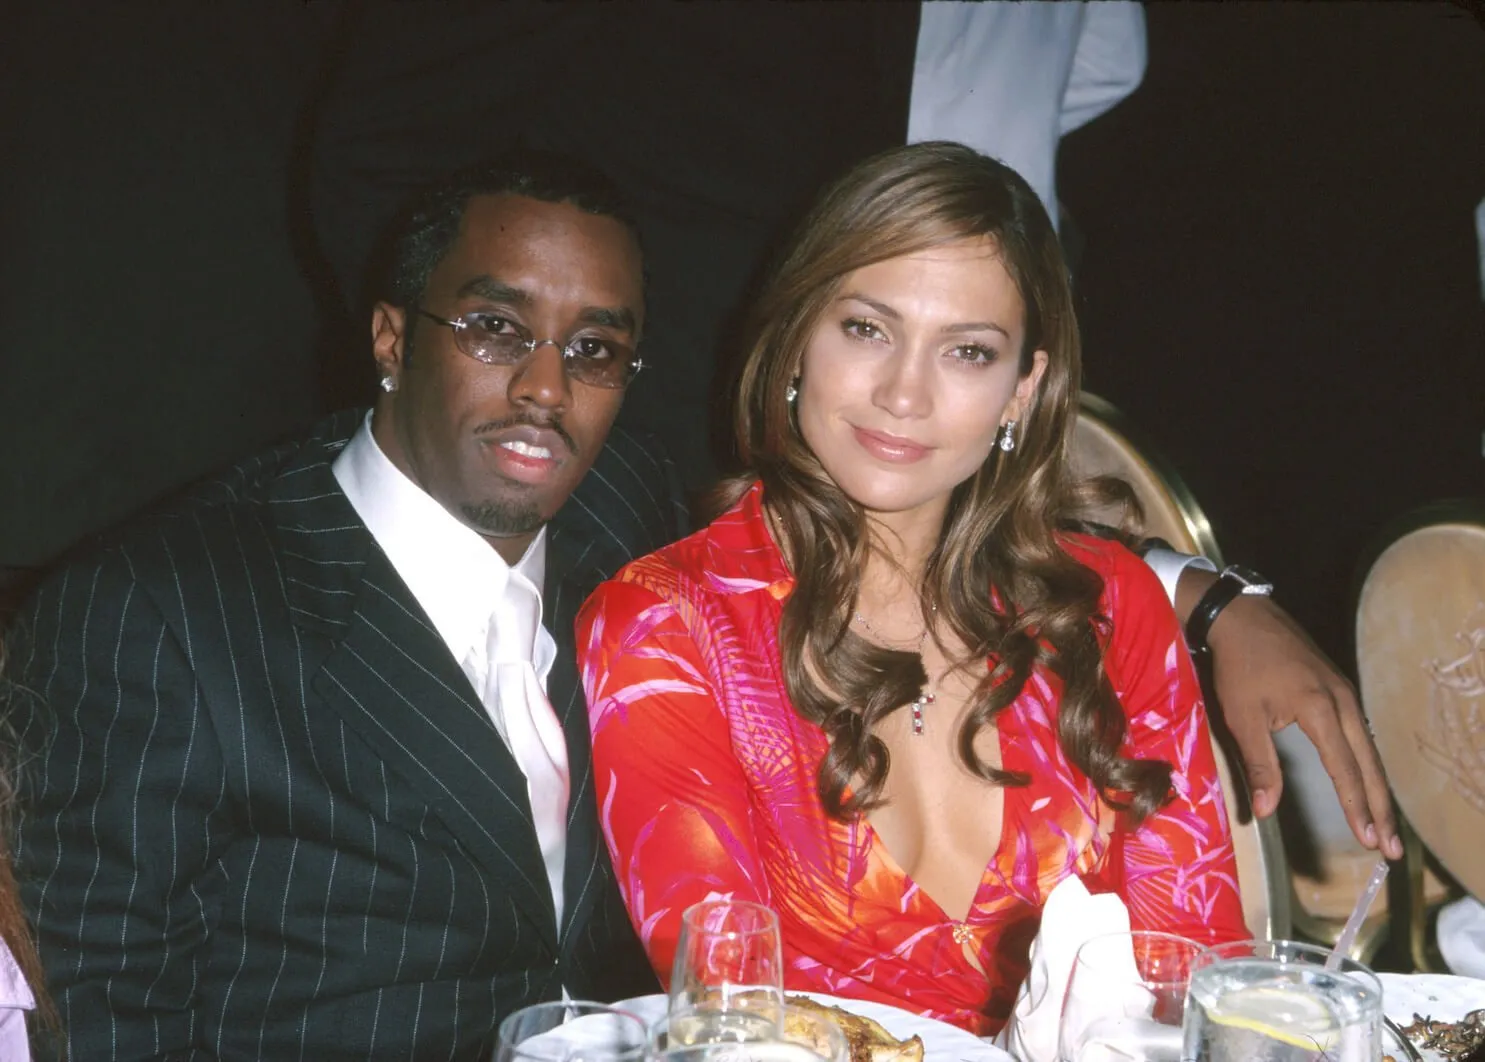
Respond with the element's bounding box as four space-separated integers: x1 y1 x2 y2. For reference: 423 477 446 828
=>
604 972 1485 1061
617 991 1014 1061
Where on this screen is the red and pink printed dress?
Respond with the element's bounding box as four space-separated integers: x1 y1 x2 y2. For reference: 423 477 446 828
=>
577 484 1246 1036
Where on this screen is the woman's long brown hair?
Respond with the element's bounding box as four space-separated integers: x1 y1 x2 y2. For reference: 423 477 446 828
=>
0 640 59 1044
722 142 1171 823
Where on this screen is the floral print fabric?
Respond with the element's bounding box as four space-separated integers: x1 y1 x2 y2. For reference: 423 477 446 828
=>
578 484 1246 1035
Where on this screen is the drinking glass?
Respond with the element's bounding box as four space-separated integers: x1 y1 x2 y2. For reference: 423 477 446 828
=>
1182 939 1383 1062
1058 930 1204 1062
669 899 785 1026
494 1000 649 1062
651 1003 848 1062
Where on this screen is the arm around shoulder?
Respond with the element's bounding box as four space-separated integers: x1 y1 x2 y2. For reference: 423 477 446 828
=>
1174 564 1401 860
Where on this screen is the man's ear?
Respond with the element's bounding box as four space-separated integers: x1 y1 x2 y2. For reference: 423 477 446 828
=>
371 302 407 388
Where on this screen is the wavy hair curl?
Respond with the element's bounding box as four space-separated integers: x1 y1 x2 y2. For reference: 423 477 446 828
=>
0 636 58 1042
722 142 1171 823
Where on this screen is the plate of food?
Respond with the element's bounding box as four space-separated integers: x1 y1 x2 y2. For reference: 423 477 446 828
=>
1380 973 1485 1062
617 992 1011 1062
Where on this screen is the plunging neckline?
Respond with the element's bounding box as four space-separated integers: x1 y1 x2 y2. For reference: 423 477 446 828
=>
858 721 1015 926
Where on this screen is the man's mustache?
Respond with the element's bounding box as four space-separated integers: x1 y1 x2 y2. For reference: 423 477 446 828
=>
475 414 577 455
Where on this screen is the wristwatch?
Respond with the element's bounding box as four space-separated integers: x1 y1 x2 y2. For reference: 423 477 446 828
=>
1184 564 1274 657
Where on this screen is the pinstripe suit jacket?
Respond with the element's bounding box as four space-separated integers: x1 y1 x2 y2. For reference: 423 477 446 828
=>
8 410 678 1061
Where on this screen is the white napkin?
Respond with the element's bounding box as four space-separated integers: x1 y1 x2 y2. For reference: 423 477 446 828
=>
997 876 1149 1062
1438 895 1485 979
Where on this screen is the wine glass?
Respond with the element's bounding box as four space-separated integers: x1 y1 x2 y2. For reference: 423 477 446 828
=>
494 1000 649 1062
1058 930 1203 1062
669 899 785 1029
651 1002 848 1062
1183 939 1383 1062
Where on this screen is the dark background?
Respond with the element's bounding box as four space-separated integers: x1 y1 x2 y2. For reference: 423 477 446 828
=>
1060 2 1484 664
2 1 1481 673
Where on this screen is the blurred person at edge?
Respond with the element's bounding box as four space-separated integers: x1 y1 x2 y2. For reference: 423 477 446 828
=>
0 639 48 1059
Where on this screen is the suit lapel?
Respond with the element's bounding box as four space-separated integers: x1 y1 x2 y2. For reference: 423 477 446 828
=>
271 424 560 950
267 418 682 954
545 514 615 949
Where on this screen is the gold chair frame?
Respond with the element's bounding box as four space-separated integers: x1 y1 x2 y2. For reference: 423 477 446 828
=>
1074 392 1293 941
1076 393 1223 564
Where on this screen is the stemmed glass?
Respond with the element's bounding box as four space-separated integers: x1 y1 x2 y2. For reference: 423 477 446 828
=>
668 899 786 1035
494 1001 649 1062
1058 930 1203 1062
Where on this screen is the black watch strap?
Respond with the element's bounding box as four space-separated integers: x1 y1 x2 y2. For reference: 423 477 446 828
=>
1185 565 1274 656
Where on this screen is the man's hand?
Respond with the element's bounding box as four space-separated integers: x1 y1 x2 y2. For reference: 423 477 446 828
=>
1176 569 1403 861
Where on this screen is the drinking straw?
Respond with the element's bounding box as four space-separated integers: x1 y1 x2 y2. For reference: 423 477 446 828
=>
1326 859 1390 969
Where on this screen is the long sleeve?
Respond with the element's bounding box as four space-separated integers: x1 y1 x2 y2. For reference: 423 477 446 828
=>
10 548 228 1061
578 580 771 985
1099 546 1248 945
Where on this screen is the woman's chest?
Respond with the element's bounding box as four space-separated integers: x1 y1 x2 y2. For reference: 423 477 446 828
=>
722 679 1115 922
700 592 1119 920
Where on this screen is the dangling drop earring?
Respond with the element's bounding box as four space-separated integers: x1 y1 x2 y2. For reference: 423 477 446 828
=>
999 419 1017 452
785 375 800 405
380 375 398 394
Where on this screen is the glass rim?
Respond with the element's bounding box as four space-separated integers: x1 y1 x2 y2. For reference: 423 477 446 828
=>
496 999 649 1044
1072 930 1204 983
1077 929 1204 951
679 898 781 937
1191 938 1383 993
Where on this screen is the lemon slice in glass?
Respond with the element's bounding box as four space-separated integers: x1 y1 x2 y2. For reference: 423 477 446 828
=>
1205 984 1342 1051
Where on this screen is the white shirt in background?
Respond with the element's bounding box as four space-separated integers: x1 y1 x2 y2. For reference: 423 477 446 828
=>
909 0 1148 230
1475 197 1484 303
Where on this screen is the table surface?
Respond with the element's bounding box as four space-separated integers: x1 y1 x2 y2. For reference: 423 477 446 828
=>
604 976 1485 1062
1381 973 1485 1062
619 992 1012 1061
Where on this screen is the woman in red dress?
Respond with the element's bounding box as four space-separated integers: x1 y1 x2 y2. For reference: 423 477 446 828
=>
577 142 1247 1035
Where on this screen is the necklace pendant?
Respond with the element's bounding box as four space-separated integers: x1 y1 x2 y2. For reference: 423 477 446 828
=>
911 690 932 736
951 921 974 945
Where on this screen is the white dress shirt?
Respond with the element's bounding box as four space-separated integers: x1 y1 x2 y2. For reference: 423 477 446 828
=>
332 413 566 924
909 1 1148 230
1143 548 1217 606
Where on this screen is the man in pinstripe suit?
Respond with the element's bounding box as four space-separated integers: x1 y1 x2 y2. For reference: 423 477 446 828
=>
7 154 675 1059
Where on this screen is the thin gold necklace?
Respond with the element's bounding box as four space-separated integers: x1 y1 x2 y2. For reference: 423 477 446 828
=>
853 606 938 737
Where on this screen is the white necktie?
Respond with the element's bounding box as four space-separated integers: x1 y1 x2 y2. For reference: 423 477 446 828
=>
485 578 570 928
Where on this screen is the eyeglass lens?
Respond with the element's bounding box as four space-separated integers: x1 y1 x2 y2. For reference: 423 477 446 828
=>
443 311 639 389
